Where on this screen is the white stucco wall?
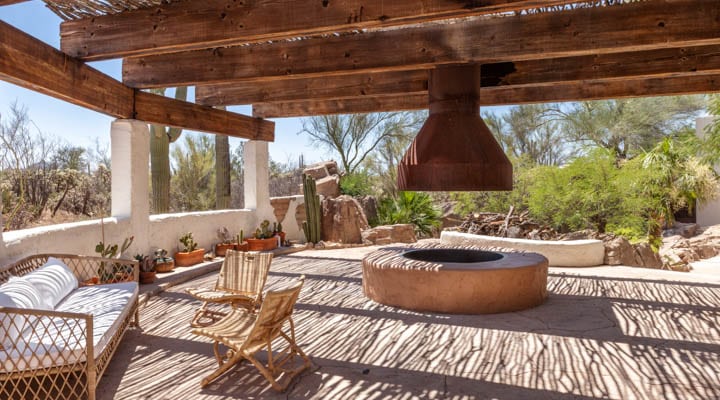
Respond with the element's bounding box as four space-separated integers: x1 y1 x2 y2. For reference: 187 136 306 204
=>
440 231 605 267
0 217 131 264
149 210 255 254
695 116 720 227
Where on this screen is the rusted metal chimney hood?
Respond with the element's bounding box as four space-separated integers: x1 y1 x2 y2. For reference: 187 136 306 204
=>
397 64 513 191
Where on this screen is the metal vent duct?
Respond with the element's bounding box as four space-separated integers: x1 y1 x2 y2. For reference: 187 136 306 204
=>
397 64 512 191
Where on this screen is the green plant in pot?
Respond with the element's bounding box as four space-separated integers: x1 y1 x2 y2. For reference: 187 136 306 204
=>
215 227 237 257
246 220 278 251
94 235 134 283
275 221 286 246
135 254 156 284
235 229 249 252
153 248 175 273
175 232 205 266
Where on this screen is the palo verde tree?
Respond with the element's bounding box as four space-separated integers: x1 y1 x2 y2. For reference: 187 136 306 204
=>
300 112 423 174
149 87 187 213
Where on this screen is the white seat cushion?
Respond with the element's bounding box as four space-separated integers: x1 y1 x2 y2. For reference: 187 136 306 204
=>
0 277 45 349
24 257 78 309
0 282 137 372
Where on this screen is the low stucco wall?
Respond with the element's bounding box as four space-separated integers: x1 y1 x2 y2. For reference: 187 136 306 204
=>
440 231 605 267
149 209 255 254
0 210 257 265
1 217 132 265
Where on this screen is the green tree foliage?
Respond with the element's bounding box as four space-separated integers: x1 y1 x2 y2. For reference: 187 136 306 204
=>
558 96 703 159
170 134 216 211
339 171 374 197
483 104 570 166
528 149 624 233
377 191 441 237
300 112 423 174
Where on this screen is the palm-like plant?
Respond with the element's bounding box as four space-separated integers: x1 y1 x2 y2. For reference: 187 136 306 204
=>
377 191 441 237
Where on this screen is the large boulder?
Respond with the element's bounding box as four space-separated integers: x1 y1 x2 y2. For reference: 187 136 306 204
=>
633 242 663 269
363 224 417 245
357 196 378 225
603 236 637 266
314 175 341 198
321 195 369 244
303 160 339 180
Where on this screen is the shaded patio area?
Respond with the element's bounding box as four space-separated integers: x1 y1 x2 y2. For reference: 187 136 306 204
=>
98 247 720 399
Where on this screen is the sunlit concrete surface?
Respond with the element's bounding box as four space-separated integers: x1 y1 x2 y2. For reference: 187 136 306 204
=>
98 247 720 400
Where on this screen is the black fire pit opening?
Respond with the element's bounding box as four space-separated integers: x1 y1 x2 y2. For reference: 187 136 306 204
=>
402 249 504 263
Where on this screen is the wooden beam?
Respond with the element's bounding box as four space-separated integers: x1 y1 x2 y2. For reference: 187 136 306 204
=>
0 21 274 140
0 0 29 5
252 74 720 117
197 44 720 105
135 91 274 140
61 0 578 61
196 70 429 105
123 0 720 88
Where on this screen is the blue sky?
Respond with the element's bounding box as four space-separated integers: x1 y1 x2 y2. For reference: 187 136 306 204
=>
0 1 328 164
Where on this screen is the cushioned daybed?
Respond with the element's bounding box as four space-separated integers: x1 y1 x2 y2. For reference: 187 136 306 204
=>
0 254 139 400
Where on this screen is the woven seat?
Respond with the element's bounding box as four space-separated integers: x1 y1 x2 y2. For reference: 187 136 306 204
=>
192 276 311 392
187 250 272 327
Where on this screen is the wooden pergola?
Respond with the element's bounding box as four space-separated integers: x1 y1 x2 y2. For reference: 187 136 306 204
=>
1 0 719 138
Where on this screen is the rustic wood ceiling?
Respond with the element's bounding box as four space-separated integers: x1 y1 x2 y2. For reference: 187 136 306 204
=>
2 0 719 124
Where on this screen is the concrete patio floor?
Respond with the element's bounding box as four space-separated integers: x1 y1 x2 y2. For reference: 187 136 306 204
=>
97 246 720 399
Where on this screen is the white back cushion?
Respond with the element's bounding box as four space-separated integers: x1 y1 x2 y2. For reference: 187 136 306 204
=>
24 257 79 310
0 277 44 348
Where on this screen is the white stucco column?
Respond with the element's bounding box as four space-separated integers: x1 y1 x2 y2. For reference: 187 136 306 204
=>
243 140 273 224
111 119 150 254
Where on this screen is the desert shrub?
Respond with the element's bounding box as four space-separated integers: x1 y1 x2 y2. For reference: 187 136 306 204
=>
377 191 441 237
340 171 374 197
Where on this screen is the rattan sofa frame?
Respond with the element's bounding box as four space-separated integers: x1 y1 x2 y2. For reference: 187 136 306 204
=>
0 253 140 400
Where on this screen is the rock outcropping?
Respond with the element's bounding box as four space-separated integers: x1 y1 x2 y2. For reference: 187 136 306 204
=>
363 224 417 245
321 195 369 244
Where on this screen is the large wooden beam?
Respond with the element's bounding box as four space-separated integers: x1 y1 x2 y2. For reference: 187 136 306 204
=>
61 0 577 61
124 0 720 88
0 0 29 5
0 21 274 140
196 70 429 105
252 74 720 117
197 44 720 105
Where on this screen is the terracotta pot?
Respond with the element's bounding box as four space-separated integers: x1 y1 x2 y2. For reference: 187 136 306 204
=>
234 241 250 252
155 260 174 273
215 243 236 257
174 248 205 267
139 271 157 284
246 238 277 251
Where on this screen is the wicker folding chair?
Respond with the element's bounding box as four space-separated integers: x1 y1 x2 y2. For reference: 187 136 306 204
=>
192 276 311 392
187 250 273 327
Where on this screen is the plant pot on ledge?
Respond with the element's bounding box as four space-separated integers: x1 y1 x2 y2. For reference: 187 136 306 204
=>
215 243 236 257
235 241 250 252
174 249 205 266
246 237 277 251
155 260 175 273
139 271 157 284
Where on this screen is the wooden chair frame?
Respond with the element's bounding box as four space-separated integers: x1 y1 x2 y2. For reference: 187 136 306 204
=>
192 276 311 392
187 250 273 327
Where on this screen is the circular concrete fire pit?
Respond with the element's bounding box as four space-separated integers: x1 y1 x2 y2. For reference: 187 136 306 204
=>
362 246 548 314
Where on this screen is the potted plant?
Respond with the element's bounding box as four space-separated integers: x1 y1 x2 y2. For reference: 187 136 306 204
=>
235 230 249 252
94 235 134 283
215 227 236 257
153 249 175 273
275 221 286 246
175 232 205 266
135 254 156 284
246 220 278 251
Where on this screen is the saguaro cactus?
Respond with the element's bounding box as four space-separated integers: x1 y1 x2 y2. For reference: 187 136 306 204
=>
302 174 321 243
